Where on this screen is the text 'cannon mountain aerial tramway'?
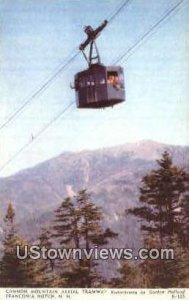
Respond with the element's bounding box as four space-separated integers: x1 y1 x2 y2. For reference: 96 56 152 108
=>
72 20 126 109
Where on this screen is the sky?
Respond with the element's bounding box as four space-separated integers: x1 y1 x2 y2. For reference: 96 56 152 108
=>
0 0 189 177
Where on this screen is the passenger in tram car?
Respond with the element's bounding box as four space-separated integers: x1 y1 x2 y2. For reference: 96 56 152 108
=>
107 74 121 90
113 75 121 90
107 74 114 85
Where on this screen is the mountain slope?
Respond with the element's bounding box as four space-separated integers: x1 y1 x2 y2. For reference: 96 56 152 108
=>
0 140 188 245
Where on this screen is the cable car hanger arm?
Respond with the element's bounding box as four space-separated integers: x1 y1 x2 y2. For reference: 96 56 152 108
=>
79 20 108 66
79 20 108 51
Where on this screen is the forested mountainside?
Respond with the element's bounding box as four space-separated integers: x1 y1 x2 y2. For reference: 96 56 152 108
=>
0 140 188 246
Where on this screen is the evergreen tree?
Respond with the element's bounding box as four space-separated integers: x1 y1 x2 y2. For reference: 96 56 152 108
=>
125 152 189 288
77 190 118 247
138 234 189 288
51 197 80 286
51 190 117 287
0 203 40 287
127 151 189 246
52 197 79 247
180 195 189 247
36 227 60 287
39 227 54 271
111 261 140 288
74 189 117 287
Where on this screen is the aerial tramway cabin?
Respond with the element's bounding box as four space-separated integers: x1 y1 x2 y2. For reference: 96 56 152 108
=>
73 20 125 109
74 64 125 108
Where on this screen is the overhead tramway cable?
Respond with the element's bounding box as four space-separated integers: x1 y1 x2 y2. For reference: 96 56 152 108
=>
0 101 74 173
0 0 184 173
0 0 132 133
113 0 186 64
0 50 79 132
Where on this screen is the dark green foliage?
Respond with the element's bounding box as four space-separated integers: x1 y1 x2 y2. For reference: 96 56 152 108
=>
138 235 189 288
51 190 117 287
36 227 60 287
125 152 189 288
127 151 189 245
180 195 189 247
76 190 118 249
52 197 79 246
111 261 140 288
72 190 117 287
0 203 41 287
39 227 56 271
